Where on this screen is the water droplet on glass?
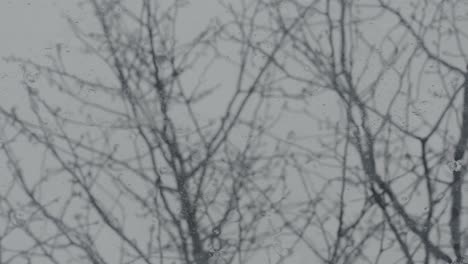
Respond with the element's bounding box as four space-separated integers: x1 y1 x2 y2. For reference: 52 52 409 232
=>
447 160 462 172
212 227 221 236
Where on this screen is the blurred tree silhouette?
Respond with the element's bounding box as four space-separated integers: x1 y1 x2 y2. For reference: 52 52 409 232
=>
3 0 468 264
230 0 468 263
0 0 301 263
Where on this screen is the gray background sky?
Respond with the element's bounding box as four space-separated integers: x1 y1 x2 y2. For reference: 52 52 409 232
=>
0 1 463 263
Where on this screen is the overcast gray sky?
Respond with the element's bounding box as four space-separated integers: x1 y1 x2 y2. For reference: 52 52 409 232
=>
1 1 466 264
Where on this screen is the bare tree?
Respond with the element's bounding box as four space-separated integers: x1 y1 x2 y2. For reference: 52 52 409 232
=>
222 0 468 263
5 0 468 264
0 1 302 263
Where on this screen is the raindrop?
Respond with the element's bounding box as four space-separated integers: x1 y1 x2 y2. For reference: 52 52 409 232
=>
212 227 221 236
447 160 462 172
